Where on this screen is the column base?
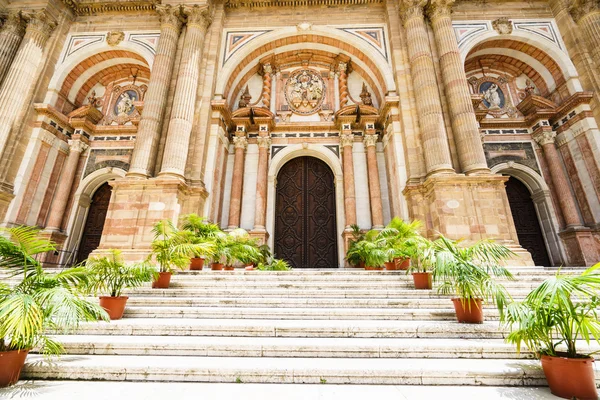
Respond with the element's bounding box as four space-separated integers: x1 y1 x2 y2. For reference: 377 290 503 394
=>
249 228 269 245
558 227 600 267
403 174 535 266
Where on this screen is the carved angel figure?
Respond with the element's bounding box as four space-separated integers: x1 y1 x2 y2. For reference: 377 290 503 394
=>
116 92 134 115
483 84 502 110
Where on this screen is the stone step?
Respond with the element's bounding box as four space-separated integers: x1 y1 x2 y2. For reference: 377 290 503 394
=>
0 381 565 400
70 318 508 339
22 354 572 386
121 306 502 320
50 335 600 359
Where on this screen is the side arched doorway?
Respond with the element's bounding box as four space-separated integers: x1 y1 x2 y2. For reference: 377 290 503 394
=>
505 176 551 266
274 156 338 268
76 182 112 263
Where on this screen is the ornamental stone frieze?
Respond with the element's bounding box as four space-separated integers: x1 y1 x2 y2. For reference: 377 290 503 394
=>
492 17 514 34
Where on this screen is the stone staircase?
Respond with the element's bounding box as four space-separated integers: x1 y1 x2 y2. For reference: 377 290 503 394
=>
3 268 600 398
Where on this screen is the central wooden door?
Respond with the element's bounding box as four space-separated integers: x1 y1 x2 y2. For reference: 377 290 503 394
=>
76 182 112 263
274 156 338 268
505 176 551 266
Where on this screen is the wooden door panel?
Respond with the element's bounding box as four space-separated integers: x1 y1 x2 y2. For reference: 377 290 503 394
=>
77 182 112 263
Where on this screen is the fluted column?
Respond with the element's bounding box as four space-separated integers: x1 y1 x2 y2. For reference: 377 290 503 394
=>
227 135 248 229
533 130 583 228
364 133 384 229
400 0 454 176
159 5 211 179
341 132 357 228
253 135 271 231
338 62 349 108
128 5 183 178
0 11 25 86
571 0 600 69
261 63 272 109
0 10 55 158
45 139 89 231
427 0 489 175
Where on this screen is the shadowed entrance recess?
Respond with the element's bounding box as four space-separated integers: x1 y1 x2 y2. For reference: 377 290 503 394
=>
76 182 112 263
274 156 338 268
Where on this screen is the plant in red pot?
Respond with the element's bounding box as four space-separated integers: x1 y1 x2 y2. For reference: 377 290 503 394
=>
0 226 108 387
149 220 214 288
85 250 156 320
180 214 222 271
502 264 600 400
433 236 514 324
405 236 435 290
345 230 386 271
377 218 423 271
345 225 366 268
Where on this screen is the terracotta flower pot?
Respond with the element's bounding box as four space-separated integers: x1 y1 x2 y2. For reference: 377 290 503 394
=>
211 262 224 271
357 261 366 269
0 349 29 387
224 265 235 271
151 272 172 289
365 266 383 271
394 257 410 270
384 261 396 271
189 257 205 271
451 298 483 324
99 296 129 320
412 272 432 289
541 354 598 400
245 263 254 271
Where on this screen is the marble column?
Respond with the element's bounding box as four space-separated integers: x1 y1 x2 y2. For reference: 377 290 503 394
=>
427 0 490 175
0 11 25 86
400 0 454 176
253 135 271 231
159 5 211 179
533 130 583 228
45 138 89 231
227 135 248 229
0 10 55 159
570 0 600 70
364 133 384 229
340 132 357 228
261 63 273 109
128 5 183 178
338 62 349 108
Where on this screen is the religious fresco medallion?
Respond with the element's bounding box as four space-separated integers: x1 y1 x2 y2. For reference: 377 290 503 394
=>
479 81 506 110
114 90 138 117
284 69 325 115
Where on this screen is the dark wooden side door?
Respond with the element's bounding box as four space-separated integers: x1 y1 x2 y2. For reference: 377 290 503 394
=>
275 156 338 268
76 182 112 263
505 176 551 266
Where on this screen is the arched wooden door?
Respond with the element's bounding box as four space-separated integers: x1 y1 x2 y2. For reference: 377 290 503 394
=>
274 156 338 268
505 176 551 266
76 182 112 263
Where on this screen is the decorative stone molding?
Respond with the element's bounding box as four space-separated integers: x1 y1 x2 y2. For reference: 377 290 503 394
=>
2 11 26 36
426 0 454 22
492 17 513 34
156 4 184 32
22 10 57 44
399 0 427 25
62 0 159 16
106 31 124 46
39 130 57 147
257 136 271 149
68 139 89 153
340 133 354 147
363 133 378 147
233 135 248 150
226 0 381 8
533 130 557 146
570 0 600 23
183 5 212 31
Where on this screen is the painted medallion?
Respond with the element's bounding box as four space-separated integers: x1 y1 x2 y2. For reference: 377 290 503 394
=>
284 69 325 115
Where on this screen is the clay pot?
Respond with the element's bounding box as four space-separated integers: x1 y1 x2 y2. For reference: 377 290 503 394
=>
412 272 432 289
211 263 224 271
189 257 205 271
395 257 410 270
358 261 366 269
245 263 254 271
365 266 383 271
99 296 129 320
224 265 235 271
151 272 172 289
0 349 29 387
384 261 396 271
451 298 483 324
541 354 598 400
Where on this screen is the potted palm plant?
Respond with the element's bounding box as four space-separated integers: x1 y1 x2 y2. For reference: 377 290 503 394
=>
222 229 261 271
149 220 214 287
85 250 156 320
256 259 292 271
346 230 386 270
502 264 600 400
0 226 107 387
180 214 221 270
345 224 366 268
433 236 514 323
378 218 422 270
405 236 435 289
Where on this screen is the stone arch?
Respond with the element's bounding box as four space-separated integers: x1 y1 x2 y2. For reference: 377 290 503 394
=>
491 162 566 265
216 26 395 105
62 167 126 265
266 144 345 267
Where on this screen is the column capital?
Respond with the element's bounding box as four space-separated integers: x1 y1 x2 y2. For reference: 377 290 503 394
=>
340 133 354 147
363 133 378 148
156 4 184 33
233 135 248 150
262 62 273 75
183 5 212 31
257 136 271 149
399 0 427 25
533 130 557 146
22 10 56 42
67 139 89 153
570 0 600 22
2 10 26 37
425 0 455 22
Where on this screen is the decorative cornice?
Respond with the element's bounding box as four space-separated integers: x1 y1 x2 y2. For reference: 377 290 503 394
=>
225 0 381 8
62 0 160 16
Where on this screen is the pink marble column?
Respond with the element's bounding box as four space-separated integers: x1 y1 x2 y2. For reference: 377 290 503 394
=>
227 135 247 229
534 130 583 228
261 64 272 110
45 138 89 231
340 132 357 228
364 133 384 228
338 62 349 108
253 135 271 231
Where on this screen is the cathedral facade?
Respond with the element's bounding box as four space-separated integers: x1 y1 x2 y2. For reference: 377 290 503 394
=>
1 0 600 268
